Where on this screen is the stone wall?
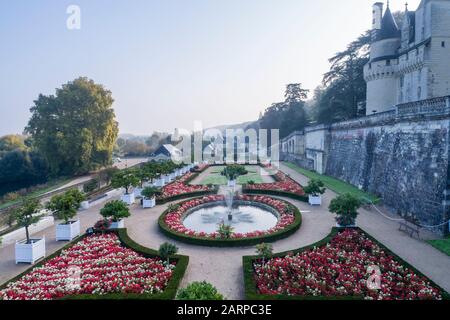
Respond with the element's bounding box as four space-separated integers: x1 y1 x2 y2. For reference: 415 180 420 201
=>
324 96 450 234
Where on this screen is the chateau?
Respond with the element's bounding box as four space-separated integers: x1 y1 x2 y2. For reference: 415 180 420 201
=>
365 0 450 115
281 0 450 234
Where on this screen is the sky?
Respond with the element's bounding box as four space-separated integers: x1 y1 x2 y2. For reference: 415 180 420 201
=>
0 0 421 136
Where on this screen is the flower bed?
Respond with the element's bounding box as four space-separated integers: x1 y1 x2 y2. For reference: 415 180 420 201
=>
156 172 217 204
243 166 307 202
244 228 449 300
158 195 302 247
0 230 189 300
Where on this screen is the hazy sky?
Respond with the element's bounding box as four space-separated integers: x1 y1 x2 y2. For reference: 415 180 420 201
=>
0 0 420 136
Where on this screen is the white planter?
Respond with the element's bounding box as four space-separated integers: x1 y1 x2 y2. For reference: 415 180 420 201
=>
143 197 156 208
109 219 125 229
228 180 236 187
134 187 143 198
308 195 322 206
121 193 135 205
169 173 176 180
162 175 172 183
80 201 90 210
56 220 80 241
15 237 46 264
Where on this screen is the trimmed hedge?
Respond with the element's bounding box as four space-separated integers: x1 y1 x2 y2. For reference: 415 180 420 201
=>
0 229 189 300
242 188 308 203
158 197 302 247
156 189 218 205
243 227 450 300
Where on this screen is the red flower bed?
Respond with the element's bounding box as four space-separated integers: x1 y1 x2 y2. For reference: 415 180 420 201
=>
0 234 175 300
253 229 443 300
157 172 212 199
163 195 296 239
246 166 304 196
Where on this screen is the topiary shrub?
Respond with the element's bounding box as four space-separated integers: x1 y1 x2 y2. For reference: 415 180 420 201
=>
329 193 361 227
176 281 224 300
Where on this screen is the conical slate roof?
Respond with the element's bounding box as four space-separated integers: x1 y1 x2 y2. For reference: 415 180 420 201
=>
378 6 400 40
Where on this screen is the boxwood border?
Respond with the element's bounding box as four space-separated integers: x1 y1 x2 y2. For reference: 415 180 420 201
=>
158 196 302 247
0 229 189 300
243 227 450 300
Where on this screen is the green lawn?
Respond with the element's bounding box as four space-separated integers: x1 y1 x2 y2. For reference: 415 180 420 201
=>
199 166 264 185
283 162 379 203
428 237 450 257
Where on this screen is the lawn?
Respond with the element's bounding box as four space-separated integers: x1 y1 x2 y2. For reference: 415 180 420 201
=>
428 237 450 257
199 166 265 185
283 162 379 203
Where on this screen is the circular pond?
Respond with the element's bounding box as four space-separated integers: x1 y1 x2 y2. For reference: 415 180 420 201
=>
182 204 279 234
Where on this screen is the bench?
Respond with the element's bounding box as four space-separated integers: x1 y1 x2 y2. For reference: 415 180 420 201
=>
399 219 421 239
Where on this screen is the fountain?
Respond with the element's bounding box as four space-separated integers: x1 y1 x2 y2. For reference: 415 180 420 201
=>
182 184 279 234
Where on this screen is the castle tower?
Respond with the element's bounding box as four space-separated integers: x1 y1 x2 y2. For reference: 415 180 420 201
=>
364 2 401 115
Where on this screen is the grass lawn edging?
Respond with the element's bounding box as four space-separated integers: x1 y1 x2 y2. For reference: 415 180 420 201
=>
242 188 308 203
158 197 302 247
0 229 189 300
243 227 450 300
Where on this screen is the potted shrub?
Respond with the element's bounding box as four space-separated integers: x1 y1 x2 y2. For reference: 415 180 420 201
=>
158 242 178 265
100 200 131 229
111 169 140 205
47 189 85 241
329 193 362 228
176 281 224 300
255 243 273 265
304 179 326 206
14 199 46 264
141 187 161 208
221 164 248 187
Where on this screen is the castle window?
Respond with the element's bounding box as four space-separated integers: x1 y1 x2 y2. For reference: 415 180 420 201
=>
386 60 391 66
418 87 422 99
442 41 446 48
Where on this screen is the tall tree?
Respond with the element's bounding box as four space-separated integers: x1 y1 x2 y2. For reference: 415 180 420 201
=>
25 77 119 175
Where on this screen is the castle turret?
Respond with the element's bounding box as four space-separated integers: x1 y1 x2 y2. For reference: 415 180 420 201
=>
364 2 401 115
372 2 384 41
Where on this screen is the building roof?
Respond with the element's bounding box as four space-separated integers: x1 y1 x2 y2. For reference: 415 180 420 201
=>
377 5 400 40
150 144 182 157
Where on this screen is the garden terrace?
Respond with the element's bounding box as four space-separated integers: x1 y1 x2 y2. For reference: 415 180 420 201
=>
0 229 188 300
243 228 450 300
191 165 274 186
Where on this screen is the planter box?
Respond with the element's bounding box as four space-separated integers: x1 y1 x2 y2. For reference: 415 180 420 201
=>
80 201 90 210
134 188 143 198
153 178 165 187
121 193 135 205
56 220 80 241
143 197 156 208
308 195 322 206
15 237 46 264
109 219 125 229
228 180 237 187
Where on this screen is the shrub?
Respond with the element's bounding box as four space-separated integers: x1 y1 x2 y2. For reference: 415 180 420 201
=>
303 179 326 196
94 219 111 231
255 243 273 265
47 189 86 224
221 164 248 181
176 281 224 300
217 223 234 239
141 187 161 199
329 193 361 227
15 199 43 244
3 192 20 202
100 200 130 222
158 242 179 264
83 178 99 194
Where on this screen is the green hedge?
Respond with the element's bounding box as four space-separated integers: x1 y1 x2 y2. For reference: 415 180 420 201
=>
243 227 450 300
156 189 218 205
158 197 302 247
0 229 189 300
242 188 309 203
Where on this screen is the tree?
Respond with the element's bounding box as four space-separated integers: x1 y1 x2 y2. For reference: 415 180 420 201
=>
315 32 371 123
25 77 119 176
329 193 362 227
221 164 248 181
100 200 130 222
47 189 85 224
255 243 273 265
141 186 161 200
0 135 27 152
285 83 309 104
15 199 43 244
97 167 119 186
111 169 139 194
158 242 178 265
176 282 224 300
303 179 326 196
